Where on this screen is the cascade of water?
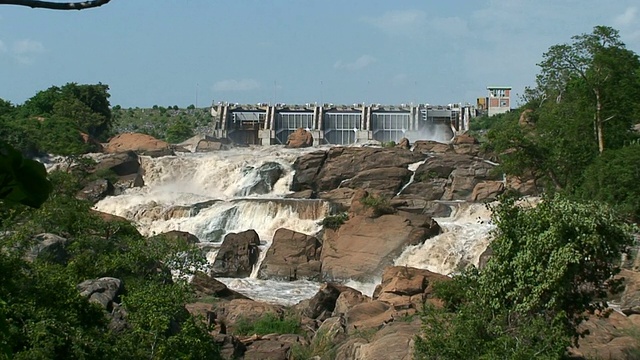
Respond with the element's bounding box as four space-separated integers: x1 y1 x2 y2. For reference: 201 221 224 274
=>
396 159 428 195
394 202 495 275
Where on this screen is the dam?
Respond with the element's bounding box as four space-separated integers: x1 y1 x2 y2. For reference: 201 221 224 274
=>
210 102 475 145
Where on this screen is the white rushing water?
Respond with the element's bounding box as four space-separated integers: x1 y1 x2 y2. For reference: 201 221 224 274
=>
94 145 497 304
394 201 494 275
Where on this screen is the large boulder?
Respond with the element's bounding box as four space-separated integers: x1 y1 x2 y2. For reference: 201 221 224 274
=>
210 230 261 277
105 133 174 157
93 151 140 176
351 320 421 360
258 228 322 281
190 272 250 301
76 178 114 204
373 266 450 310
213 299 285 331
296 283 349 321
240 162 284 196
285 128 314 148
321 193 440 282
149 230 200 244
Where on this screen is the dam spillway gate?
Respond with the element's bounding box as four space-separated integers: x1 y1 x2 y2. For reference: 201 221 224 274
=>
211 103 474 146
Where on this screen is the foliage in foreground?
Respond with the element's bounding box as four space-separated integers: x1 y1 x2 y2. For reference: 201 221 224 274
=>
0 165 220 359
415 194 634 360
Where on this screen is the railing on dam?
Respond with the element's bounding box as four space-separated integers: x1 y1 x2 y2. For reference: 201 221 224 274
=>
211 103 475 146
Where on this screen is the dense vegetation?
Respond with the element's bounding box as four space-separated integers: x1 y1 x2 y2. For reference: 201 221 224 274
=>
415 26 640 359
0 83 112 156
111 105 212 144
0 149 221 358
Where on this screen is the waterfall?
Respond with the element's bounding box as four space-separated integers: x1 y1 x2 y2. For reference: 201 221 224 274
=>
394 201 494 275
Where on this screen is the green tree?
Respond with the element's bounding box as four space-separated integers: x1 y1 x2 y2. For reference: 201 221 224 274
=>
488 26 640 192
165 120 194 144
415 194 634 359
534 25 640 153
580 143 640 221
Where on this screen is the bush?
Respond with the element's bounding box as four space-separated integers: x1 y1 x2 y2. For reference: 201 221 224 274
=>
360 194 394 216
415 194 634 359
321 212 348 230
234 312 301 336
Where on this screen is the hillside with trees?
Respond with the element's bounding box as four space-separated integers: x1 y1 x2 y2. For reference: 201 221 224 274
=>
414 25 640 359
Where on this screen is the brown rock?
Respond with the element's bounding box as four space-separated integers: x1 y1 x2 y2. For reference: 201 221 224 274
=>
285 128 314 148
297 283 349 320
355 320 421 360
93 151 140 176
210 230 260 278
76 179 114 204
413 140 452 154
395 137 410 150
373 266 450 310
571 311 640 359
333 288 371 317
258 228 322 281
190 272 250 301
150 230 199 244
214 299 285 330
292 147 424 193
345 300 394 333
452 133 479 145
618 269 640 315
321 209 440 282
469 181 505 202
105 133 174 157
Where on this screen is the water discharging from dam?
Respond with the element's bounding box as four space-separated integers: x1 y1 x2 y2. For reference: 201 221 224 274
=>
94 146 494 304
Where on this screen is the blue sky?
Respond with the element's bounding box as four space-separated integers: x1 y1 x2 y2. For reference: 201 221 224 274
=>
1 1 639 108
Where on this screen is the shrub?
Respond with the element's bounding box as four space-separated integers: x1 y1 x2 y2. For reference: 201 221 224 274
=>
234 312 301 336
360 194 394 216
321 212 348 230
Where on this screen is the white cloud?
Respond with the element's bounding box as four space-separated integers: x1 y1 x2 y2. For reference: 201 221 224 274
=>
13 39 44 55
334 55 377 71
615 6 637 27
362 10 426 36
11 39 44 64
212 79 260 92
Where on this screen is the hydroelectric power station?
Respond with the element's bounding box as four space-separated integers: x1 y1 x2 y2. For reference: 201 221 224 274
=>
210 102 476 146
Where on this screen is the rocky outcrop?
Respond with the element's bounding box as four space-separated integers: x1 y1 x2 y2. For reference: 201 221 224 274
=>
320 192 440 282
190 272 250 301
78 277 123 311
76 179 114 203
401 152 503 201
571 310 640 359
373 266 450 310
150 230 200 244
210 230 260 278
213 299 285 331
291 147 423 197
240 162 284 196
286 128 314 148
258 228 322 281
93 151 140 176
105 133 174 157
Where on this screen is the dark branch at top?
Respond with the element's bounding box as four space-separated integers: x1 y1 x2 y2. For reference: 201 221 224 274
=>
0 0 110 10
